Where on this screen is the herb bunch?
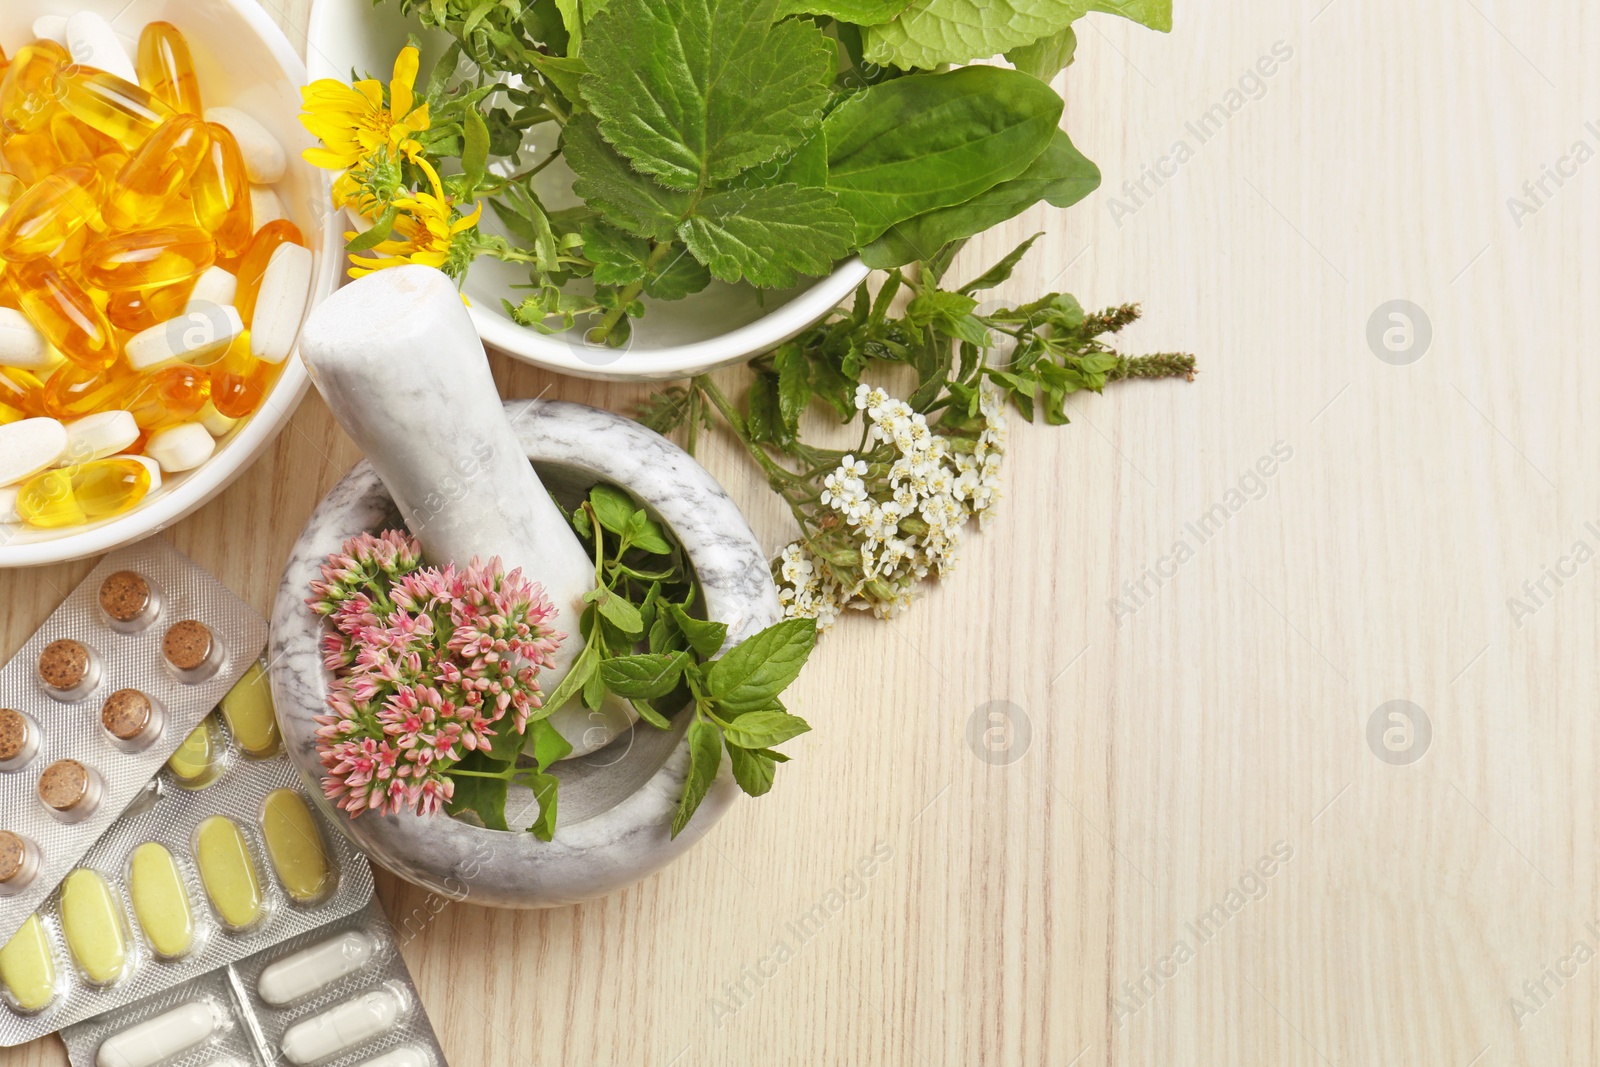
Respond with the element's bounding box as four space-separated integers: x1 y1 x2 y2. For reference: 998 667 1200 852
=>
300 0 1173 346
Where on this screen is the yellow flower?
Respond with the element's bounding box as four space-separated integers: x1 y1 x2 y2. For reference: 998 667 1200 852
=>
300 45 431 173
347 161 483 279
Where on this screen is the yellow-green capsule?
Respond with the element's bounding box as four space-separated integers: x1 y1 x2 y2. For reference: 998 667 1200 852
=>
167 718 222 788
0 915 57 1012
261 789 333 905
128 842 194 959
195 816 262 931
60 869 127 985
219 661 280 758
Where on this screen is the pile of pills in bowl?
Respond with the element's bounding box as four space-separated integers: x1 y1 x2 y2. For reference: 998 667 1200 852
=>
0 13 312 531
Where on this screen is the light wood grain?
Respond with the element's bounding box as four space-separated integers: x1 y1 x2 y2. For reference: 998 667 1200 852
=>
6 1 1597 1064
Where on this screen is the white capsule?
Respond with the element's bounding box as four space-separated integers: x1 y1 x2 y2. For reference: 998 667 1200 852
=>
251 244 313 365
95 999 219 1067
126 305 244 371
0 308 52 369
65 12 138 83
187 266 239 312
249 185 287 227
62 410 139 464
0 418 68 485
197 401 237 438
143 423 215 473
204 107 287 184
258 929 377 1006
354 1045 431 1067
31 16 68 45
115 453 163 493
280 983 403 1065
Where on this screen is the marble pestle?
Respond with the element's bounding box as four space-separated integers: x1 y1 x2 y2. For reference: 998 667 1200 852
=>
295 265 632 757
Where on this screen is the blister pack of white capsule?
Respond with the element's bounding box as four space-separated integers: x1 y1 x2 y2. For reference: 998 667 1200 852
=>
0 540 268 957
62 898 448 1067
0 682 376 1044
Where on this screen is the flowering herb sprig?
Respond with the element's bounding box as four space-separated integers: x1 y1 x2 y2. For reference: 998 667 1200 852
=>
638 236 1198 627
307 531 563 818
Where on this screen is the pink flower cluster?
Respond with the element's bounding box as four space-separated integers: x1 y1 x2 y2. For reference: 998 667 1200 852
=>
307 531 564 818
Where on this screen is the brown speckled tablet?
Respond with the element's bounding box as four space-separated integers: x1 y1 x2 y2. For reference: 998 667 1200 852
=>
0 831 25 884
38 639 89 691
38 759 89 811
101 689 152 741
99 570 151 622
163 620 213 672
0 708 29 763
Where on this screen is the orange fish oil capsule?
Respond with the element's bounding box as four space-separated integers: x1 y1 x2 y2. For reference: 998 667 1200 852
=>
0 130 63 185
0 165 105 260
106 114 209 228
0 43 69 135
0 173 23 213
39 362 133 420
191 123 252 257
58 69 174 149
16 458 152 528
136 23 202 115
233 220 303 325
48 112 118 166
107 280 195 332
126 363 210 428
0 365 45 417
13 260 118 370
209 333 270 418
83 226 216 292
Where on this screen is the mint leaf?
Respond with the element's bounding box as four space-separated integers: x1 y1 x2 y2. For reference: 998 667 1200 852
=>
600 651 691 698
722 710 811 748
727 744 776 796
564 115 690 241
673 720 724 837
666 602 728 658
625 510 674 554
862 0 1166 70
679 185 853 288
823 67 1062 244
588 484 636 534
705 617 816 714
582 0 835 190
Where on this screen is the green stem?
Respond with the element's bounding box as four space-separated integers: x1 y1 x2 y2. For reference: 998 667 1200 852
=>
590 242 675 344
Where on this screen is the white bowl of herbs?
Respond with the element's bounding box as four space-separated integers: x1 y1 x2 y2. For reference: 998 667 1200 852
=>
305 0 1155 380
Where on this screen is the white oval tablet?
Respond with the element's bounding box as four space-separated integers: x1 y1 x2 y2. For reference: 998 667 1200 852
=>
280 983 403 1065
143 423 214 473
114 454 163 493
95 1000 218 1067
250 244 313 365
355 1045 430 1067
0 418 68 485
63 410 139 464
197 401 237 438
249 185 288 228
187 266 239 312
204 107 287 184
31 16 68 44
0 484 20 524
258 929 377 1006
0 308 50 369
126 305 244 371
65 12 137 83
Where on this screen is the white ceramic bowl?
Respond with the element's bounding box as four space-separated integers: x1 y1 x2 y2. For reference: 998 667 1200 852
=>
305 0 869 382
0 0 340 568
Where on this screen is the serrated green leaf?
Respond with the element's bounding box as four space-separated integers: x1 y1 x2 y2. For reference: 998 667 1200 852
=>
642 246 713 300
600 651 692 698
564 114 691 240
776 0 909 19
860 128 1098 268
745 372 786 445
775 343 811 435
666 602 728 657
727 744 776 796
721 709 812 748
863 0 1167 70
678 184 853 288
705 617 817 714
1006 24 1077 80
582 222 651 285
672 720 724 837
824 66 1061 245
582 0 836 190
595 590 645 635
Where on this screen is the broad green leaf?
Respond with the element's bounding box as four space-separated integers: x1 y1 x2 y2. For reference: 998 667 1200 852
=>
446 755 511 831
594 590 644 635
345 204 399 253
672 720 725 837
643 247 713 300
776 0 909 19
526 718 574 770
588 483 637 533
581 223 650 285
541 638 599 713
564 115 691 241
600 651 692 698
631 698 673 729
823 66 1062 244
774 343 811 435
1084 0 1170 32
705 617 817 714
582 0 835 190
773 130 828 189
1006 25 1077 80
727 744 776 796
523 770 560 840
862 0 1168 70
625 510 675 554
721 710 812 748
745 372 786 445
859 128 1098 267
678 185 853 288
461 107 491 190
666 602 728 658
959 232 1043 295
555 0 584 54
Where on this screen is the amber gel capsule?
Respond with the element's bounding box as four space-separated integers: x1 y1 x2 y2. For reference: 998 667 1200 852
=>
191 122 253 257
13 260 118 371
137 22 203 115
106 114 210 229
233 219 303 326
82 225 217 292
1 131 64 186
58 68 175 149
0 165 105 261
0 43 69 134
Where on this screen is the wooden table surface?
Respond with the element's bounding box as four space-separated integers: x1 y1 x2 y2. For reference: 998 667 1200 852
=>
7 1 1597 1064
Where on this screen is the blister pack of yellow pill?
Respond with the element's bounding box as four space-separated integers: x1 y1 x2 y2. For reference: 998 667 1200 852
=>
0 540 268 962
0 682 376 1044
60 898 447 1067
